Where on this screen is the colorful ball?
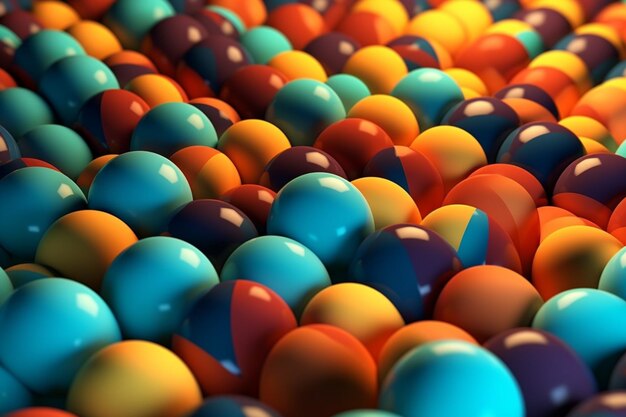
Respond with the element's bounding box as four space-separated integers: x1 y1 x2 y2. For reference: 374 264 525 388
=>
343 46 408 95
304 32 360 76
0 278 121 394
189 396 282 417
191 7 244 40
387 35 452 71
65 0 114 19
103 0 175 49
30 1 79 31
404 9 468 57
240 26 292 65
337 10 395 46
188 97 240 137
0 10 43 40
66 20 122 61
88 151 192 237
267 50 327 82
352 0 409 36
559 115 617 152
266 4 326 50
173 280 296 396
103 50 158 87
469 163 548 207
556 33 620 84
0 87 54 138
220 184 276 234
67 340 201 417
380 340 524 417
325 74 371 112
495 85 560 123
608 198 626 245
124 73 187 107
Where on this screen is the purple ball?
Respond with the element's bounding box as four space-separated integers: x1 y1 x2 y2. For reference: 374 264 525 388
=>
304 32 360 75
515 8 572 49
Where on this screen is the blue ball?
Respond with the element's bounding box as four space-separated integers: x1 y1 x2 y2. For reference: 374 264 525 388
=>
220 235 331 315
0 87 54 138
0 266 12 305
189 395 282 417
130 102 218 157
39 55 119 124
0 278 121 394
599 247 626 301
104 0 175 49
88 151 192 237
101 236 219 344
326 74 371 112
532 288 626 388
391 68 464 130
380 340 524 417
0 167 86 261
0 365 32 413
240 26 292 65
267 172 374 275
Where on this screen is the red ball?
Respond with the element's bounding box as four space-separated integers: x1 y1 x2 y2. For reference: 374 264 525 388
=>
266 4 327 50
220 184 276 234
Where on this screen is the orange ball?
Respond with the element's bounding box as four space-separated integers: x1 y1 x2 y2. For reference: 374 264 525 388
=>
537 206 599 242
124 74 187 108
31 1 80 30
260 324 377 417
67 20 122 60
267 4 326 50
570 86 626 145
608 198 626 245
434 265 544 343
501 97 559 124
343 46 408 95
76 154 118 196
337 11 396 46
268 51 327 82
469 163 548 207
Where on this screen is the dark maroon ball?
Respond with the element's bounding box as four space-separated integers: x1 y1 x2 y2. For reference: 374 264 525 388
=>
495 83 560 120
189 101 236 137
557 33 620 84
191 8 241 40
578 0 616 20
514 7 572 49
0 9 41 40
104 51 158 87
304 32 360 75
566 392 626 417
166 199 258 271
485 328 597 417
220 184 276 235
260 146 347 192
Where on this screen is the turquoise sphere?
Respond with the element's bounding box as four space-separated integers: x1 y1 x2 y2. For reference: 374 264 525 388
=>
391 68 464 130
0 365 32 413
130 102 218 157
104 0 175 49
267 172 374 276
101 236 219 344
533 288 626 388
0 267 12 305
599 247 626 300
0 88 54 138
0 167 86 261
0 278 121 394
380 340 524 417
326 74 371 112
39 55 119 124
266 79 346 146
18 124 93 180
240 26 293 65
88 151 192 237
220 235 331 315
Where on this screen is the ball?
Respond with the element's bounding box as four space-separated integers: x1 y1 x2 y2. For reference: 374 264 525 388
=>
220 184 276 234
240 26 292 65
124 73 187 107
66 20 122 61
387 35 452 71
343 46 408 95
469 163 548 207
325 74 371 112
0 10 43 40
0 87 54 138
304 32 360 76
103 50 158 87
266 4 325 50
566 392 626 417
337 10 395 46
103 0 174 49
267 50 327 82
188 97 240 137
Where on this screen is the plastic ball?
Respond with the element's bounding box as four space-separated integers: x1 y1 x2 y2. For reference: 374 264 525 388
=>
266 4 325 50
0 278 121 394
220 184 276 234
387 35 452 71
103 0 174 49
469 163 548 207
88 151 192 237
380 340 524 417
74 89 149 156
260 324 377 417
66 20 121 61
609 198 626 245
515 8 572 49
304 32 360 76
4 409 78 417
166 199 258 270
219 65 288 119
103 50 158 87
189 396 282 417
173 280 296 396
0 87 54 138
0 167 86 261
0 10 43 40
188 97 240 137
325 74 371 112
240 26 292 65
0 368 33 416
337 11 395 46
67 340 201 417
5 262 54 288
537 206 600 243
352 0 408 36
75 154 117 195
352 177 421 229
18 124 92 180
39 55 119 124
267 50 327 82
220 235 330 314
485 328 597 417
30 1 79 30
553 154 626 229
343 46 408 95
266 79 345 147
556 33 620 84
404 9 467 57
260 146 346 192
124 73 187 108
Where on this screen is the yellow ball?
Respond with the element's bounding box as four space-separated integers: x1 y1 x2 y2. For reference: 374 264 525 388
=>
67 340 202 417
32 0 80 30
439 0 492 43
343 46 408 94
268 51 327 82
348 94 419 146
444 68 488 97
460 87 482 100
405 10 468 57
351 176 422 230
559 116 618 152
67 20 123 60
352 0 409 36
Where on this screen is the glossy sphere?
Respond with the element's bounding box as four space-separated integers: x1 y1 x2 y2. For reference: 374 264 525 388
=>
609 198 626 245
337 11 395 46
434 266 543 342
130 102 218 157
240 26 292 65
177 36 251 98
76 154 117 195
350 224 461 322
219 65 288 119
0 278 121 394
124 73 187 107
0 87 54 138
343 46 407 95
485 328 597 417
189 97 240 137
260 146 346 192
380 340 524 417
533 288 626 388
422 205 522 272
267 173 373 274
67 340 201 417
567 392 626 417
0 10 43 40
260 325 377 417
103 0 174 49
556 33 620 84
75 89 150 155
173 280 296 396
88 151 192 237
266 78 346 147
189 396 282 417
314 118 394 180
268 50 327 82
325 74 370 112
30 1 79 30
0 365 32 413
378 321 477 381
0 167 86 260
220 184 276 234
304 32 360 76
220 235 330 314
66 21 122 61
495 84 560 120
404 10 467 56
442 97 520 162
191 7 243 40
39 55 119 124
101 236 219 343
0 125 19 163
103 50 158 87
170 146 241 199
217 119 291 184
469 163 548 207
363 146 444 216
166 199 258 270
532 225 623 299
18 124 92 180
515 8 572 49
559 115 617 152
266 4 325 50
536 206 599 243
387 35 452 71
553 154 626 229
301 283 404 356
5 409 78 417
571 85 626 144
